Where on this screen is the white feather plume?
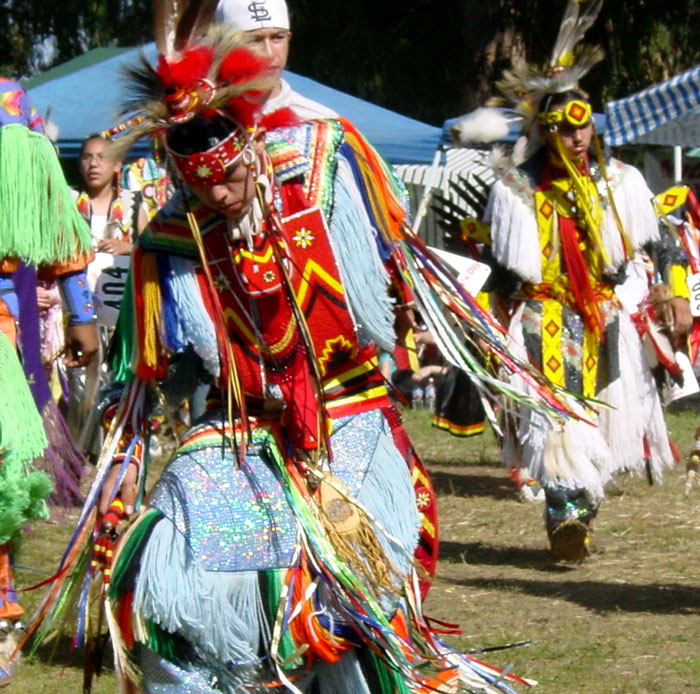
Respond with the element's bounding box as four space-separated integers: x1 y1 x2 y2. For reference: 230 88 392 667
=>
511 134 530 167
482 144 516 177
450 107 513 146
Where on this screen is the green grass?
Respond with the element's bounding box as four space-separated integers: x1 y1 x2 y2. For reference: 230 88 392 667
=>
10 408 700 692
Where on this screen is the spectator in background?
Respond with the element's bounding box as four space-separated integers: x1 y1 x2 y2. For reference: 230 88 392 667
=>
64 134 148 453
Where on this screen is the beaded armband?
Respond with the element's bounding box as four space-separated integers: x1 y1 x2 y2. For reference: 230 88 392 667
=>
58 270 95 325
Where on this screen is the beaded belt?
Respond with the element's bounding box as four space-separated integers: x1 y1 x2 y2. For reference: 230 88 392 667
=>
521 276 616 309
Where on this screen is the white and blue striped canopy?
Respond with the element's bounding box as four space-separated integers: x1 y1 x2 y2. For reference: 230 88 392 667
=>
605 65 700 147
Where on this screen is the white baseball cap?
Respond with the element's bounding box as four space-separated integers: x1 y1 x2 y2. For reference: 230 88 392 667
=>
215 0 290 30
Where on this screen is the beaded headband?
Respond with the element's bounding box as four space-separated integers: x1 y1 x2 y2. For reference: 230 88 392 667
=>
537 100 593 130
168 126 252 186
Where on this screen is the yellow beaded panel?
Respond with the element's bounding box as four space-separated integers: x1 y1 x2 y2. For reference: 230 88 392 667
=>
541 298 565 387
581 323 599 398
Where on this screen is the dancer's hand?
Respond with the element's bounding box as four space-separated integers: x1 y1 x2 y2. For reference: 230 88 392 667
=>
99 461 139 518
668 297 692 341
411 364 447 384
97 238 133 255
63 322 99 367
36 285 60 310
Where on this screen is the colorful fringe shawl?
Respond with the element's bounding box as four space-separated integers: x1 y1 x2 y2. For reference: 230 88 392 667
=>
112 118 587 424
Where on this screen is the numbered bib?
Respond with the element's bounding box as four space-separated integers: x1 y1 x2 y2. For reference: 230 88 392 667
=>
88 252 131 328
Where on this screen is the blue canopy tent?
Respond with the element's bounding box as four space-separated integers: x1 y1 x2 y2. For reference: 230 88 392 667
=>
23 44 441 165
284 71 441 165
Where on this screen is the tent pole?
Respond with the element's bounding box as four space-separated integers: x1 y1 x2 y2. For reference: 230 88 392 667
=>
673 145 683 183
411 146 444 235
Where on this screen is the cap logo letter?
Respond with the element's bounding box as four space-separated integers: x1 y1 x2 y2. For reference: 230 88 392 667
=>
248 1 272 23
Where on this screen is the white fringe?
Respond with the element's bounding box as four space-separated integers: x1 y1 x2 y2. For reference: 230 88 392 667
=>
328 158 396 351
505 304 674 501
487 160 659 284
356 428 420 581
485 179 542 283
596 310 673 482
167 255 220 378
513 400 610 503
601 161 659 268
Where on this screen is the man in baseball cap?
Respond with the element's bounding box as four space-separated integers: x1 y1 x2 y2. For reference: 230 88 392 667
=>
215 0 337 119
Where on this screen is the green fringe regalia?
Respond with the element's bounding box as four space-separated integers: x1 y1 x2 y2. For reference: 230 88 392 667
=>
0 124 92 266
0 332 51 548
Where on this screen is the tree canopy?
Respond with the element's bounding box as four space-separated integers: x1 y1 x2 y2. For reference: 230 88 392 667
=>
3 0 698 127
289 0 700 124
0 0 151 78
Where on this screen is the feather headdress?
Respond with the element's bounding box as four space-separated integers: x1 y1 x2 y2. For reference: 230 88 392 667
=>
496 0 603 126
452 0 604 164
104 0 297 160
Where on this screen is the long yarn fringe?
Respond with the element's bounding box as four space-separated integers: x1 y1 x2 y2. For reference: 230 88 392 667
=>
34 399 86 508
0 330 48 468
329 161 396 351
0 124 91 265
0 331 51 547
